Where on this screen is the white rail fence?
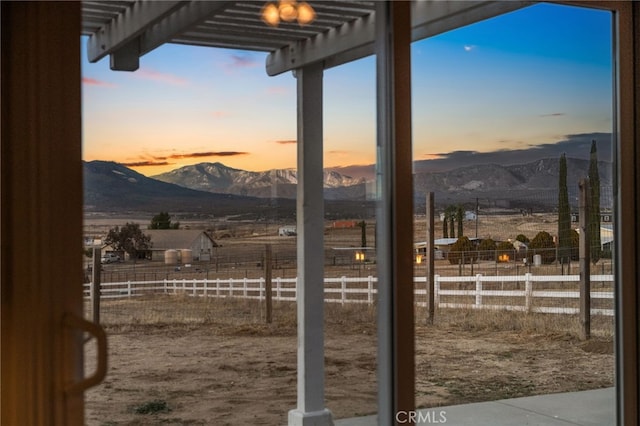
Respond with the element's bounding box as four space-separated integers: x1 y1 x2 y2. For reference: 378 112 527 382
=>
85 273 615 316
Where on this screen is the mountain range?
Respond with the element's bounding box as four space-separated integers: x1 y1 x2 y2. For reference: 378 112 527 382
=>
151 158 612 209
151 162 366 200
84 156 612 216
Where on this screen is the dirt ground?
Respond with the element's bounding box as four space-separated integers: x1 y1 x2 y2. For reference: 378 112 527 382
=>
83 212 614 425
84 299 614 426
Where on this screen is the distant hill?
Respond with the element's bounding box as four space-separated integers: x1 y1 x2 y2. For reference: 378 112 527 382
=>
83 161 368 219
151 162 367 200
85 156 613 216
414 157 613 210
152 158 613 210
83 160 278 216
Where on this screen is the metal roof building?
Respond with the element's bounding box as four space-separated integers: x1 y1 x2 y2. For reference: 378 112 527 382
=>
145 229 217 261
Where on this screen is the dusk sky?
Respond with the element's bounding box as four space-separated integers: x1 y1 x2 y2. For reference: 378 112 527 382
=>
81 2 612 176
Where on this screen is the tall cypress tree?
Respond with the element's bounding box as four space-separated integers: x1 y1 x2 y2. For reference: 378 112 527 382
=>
589 140 602 263
442 214 448 238
557 153 572 263
449 208 455 238
456 205 464 237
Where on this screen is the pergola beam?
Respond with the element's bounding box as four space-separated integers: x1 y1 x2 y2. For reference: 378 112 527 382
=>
87 0 185 63
267 0 532 76
139 1 234 59
88 0 233 71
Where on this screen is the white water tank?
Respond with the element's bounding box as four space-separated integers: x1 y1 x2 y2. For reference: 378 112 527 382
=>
533 254 542 266
181 249 193 264
165 249 178 264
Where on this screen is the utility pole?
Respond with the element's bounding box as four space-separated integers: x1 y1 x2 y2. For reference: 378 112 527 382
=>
579 179 591 340
475 197 479 239
426 192 435 324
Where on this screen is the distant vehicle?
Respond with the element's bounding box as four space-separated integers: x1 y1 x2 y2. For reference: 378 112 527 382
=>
101 252 121 264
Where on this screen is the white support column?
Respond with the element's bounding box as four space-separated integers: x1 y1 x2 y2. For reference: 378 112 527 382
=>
288 62 333 426
375 2 415 425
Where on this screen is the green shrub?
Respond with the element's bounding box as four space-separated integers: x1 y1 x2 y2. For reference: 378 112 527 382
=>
529 231 556 264
448 236 477 265
477 238 497 260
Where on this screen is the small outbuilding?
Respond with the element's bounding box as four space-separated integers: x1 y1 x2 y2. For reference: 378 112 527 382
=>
145 229 218 262
279 225 297 236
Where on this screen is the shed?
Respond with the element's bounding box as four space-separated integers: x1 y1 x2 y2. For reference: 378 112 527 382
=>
279 225 297 236
145 230 217 262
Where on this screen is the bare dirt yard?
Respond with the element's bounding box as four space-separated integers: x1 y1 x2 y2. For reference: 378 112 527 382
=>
84 297 614 426
83 211 614 425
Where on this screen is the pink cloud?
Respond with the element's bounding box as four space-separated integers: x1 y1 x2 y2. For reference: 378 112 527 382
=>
212 111 229 118
167 151 248 159
123 160 171 167
134 68 188 86
82 77 116 88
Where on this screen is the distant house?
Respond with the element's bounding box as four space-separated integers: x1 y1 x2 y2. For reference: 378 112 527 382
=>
332 220 357 229
571 211 614 223
438 212 477 221
512 240 527 252
414 237 479 260
279 225 297 236
600 225 614 251
145 229 217 262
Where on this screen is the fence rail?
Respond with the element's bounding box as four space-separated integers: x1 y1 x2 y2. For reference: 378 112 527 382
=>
85 273 614 316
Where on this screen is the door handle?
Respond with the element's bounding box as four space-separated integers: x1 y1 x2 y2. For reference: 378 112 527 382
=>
63 313 107 394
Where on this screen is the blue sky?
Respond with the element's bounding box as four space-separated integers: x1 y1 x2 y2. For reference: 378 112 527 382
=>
82 2 612 176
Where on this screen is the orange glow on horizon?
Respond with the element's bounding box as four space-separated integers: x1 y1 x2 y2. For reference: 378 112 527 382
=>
421 153 445 160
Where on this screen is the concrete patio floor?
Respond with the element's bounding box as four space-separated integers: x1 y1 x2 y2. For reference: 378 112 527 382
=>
335 387 615 426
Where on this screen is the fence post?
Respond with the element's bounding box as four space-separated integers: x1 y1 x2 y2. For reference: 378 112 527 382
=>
264 244 273 323
426 191 435 324
127 280 132 298
475 274 482 308
243 277 248 297
203 278 208 297
276 277 282 300
579 178 591 340
193 279 197 296
341 276 347 305
259 278 264 301
525 273 533 312
434 274 440 307
229 279 233 297
92 247 101 324
368 276 374 304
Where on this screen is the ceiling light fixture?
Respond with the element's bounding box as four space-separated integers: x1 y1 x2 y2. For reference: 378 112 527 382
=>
261 1 316 27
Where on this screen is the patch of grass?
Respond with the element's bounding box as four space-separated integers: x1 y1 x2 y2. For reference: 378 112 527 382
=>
421 307 613 340
132 399 171 415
